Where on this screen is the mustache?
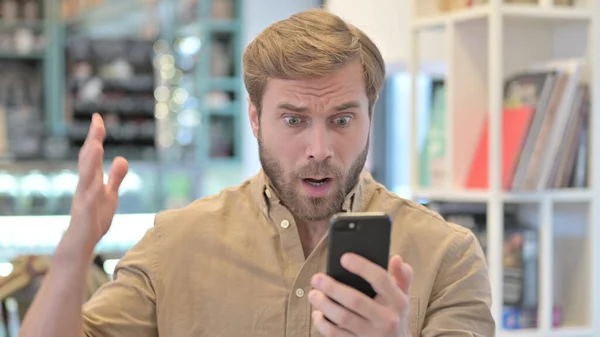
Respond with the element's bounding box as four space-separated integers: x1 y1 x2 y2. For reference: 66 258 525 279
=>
294 161 343 178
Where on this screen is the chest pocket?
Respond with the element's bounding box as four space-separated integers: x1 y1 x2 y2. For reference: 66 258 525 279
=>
409 297 421 337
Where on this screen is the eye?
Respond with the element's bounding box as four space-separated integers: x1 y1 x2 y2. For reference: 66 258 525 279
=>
283 116 304 126
333 116 352 127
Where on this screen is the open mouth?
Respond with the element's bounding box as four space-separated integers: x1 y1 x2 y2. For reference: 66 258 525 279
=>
302 177 331 187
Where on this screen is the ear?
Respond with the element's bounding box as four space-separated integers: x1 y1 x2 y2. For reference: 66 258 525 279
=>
248 96 259 138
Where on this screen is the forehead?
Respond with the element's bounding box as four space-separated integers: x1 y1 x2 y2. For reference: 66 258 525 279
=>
263 60 367 108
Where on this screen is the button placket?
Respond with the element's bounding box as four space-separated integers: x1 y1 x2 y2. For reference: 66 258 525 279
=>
287 252 322 337
272 206 304 288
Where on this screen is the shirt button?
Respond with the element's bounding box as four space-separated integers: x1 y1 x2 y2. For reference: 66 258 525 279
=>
280 219 290 229
295 288 305 298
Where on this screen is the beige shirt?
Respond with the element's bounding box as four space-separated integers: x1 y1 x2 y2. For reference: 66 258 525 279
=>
82 170 495 336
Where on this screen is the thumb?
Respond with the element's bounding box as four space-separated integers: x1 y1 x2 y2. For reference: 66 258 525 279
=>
107 156 129 194
389 255 413 294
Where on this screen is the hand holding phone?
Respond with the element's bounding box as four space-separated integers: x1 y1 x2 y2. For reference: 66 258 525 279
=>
308 212 414 337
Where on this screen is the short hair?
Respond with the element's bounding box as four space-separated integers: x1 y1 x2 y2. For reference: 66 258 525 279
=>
242 8 385 115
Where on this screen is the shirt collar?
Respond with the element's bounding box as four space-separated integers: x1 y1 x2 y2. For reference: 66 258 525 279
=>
249 168 377 215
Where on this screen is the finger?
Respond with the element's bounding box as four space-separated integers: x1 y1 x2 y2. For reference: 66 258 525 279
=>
308 289 369 335
389 255 413 295
77 114 105 188
107 156 129 194
86 113 106 144
311 310 354 337
77 138 104 190
311 273 386 325
79 113 106 164
341 253 402 304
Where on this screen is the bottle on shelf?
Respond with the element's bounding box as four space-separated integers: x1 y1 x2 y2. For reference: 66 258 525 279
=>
0 171 18 215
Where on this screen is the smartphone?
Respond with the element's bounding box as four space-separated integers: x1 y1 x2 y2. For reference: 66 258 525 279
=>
326 212 392 298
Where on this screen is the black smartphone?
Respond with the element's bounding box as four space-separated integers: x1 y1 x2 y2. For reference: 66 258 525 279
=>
326 212 392 298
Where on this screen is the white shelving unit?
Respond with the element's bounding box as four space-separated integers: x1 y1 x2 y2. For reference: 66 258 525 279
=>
408 0 600 336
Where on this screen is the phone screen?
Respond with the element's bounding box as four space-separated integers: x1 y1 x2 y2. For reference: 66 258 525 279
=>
326 212 392 298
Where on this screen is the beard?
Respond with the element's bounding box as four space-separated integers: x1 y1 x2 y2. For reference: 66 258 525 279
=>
259 134 369 222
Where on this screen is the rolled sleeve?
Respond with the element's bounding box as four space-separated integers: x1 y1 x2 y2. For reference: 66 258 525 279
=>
422 226 496 336
82 222 160 337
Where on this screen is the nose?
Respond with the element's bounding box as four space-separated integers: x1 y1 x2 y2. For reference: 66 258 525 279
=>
306 123 333 162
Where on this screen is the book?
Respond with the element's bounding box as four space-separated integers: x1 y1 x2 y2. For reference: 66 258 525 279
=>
529 59 584 190
460 59 588 191
465 70 555 189
548 84 588 188
419 80 446 188
465 107 536 189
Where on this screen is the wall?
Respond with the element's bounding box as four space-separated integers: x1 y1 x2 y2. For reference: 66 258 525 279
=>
240 0 322 179
326 0 408 68
325 0 446 68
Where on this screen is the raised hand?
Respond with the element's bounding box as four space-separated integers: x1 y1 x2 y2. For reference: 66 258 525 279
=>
67 113 129 251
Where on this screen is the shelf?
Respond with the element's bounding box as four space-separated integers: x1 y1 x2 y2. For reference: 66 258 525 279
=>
409 0 599 333
498 329 539 337
0 19 44 31
0 213 155 261
499 327 593 337
502 4 592 21
412 188 592 203
413 4 489 30
0 51 44 60
205 107 238 116
64 0 150 38
64 0 146 26
72 98 156 117
0 159 199 172
412 188 490 202
412 4 592 31
504 189 592 203
69 76 155 93
169 0 243 183
551 327 594 337
176 20 240 37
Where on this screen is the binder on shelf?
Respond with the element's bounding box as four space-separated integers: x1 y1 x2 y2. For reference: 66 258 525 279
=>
522 59 584 191
461 60 588 191
465 106 535 190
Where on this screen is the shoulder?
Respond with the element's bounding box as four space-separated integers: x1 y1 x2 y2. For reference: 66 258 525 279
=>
370 185 489 305
368 184 480 259
370 184 472 237
152 177 260 238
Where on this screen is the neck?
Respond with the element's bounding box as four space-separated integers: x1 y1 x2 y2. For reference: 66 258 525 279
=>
297 219 330 258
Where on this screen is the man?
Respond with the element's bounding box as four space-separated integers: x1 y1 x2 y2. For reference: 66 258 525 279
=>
20 8 494 337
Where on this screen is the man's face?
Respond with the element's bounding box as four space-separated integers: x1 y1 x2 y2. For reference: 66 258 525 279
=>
249 59 372 222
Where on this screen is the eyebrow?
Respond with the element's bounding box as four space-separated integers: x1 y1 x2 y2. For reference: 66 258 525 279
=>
276 102 309 113
334 101 361 111
276 101 362 113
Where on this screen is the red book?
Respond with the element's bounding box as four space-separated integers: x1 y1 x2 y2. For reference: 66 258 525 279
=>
465 107 535 190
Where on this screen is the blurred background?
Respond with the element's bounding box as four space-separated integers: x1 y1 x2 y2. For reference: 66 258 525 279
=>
0 0 599 336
